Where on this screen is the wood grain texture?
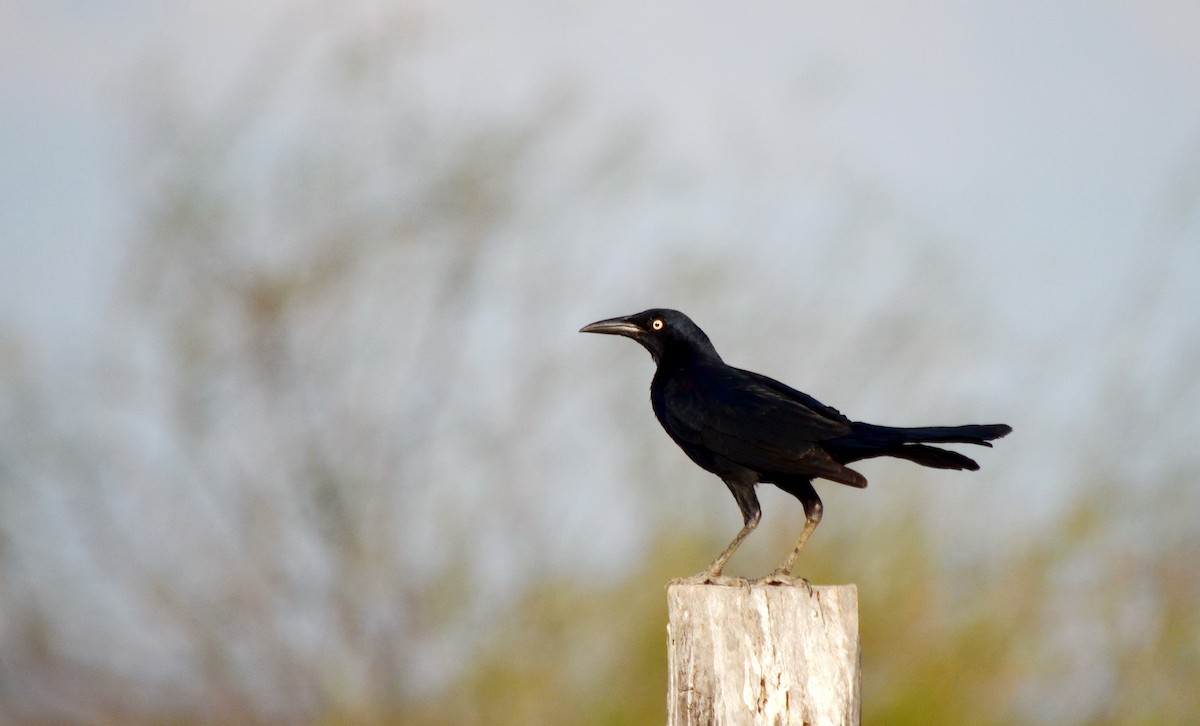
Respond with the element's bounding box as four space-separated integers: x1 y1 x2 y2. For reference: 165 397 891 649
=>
667 583 860 726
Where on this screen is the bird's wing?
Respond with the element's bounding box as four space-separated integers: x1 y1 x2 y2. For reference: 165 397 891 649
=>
661 368 858 481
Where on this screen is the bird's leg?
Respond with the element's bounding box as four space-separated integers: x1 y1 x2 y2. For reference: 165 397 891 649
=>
759 494 822 586
698 508 760 581
672 479 760 586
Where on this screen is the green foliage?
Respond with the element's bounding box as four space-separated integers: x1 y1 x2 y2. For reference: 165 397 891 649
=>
391 490 1200 726
402 536 706 726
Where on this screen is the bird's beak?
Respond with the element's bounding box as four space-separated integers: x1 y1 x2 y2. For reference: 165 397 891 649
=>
579 315 643 337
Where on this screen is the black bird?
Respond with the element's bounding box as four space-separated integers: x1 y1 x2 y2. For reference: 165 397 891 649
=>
581 308 1011 584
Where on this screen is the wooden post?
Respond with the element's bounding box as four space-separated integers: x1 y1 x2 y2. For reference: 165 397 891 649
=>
667 582 861 726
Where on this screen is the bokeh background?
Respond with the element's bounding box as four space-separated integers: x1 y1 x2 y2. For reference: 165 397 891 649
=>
3 1 1199 723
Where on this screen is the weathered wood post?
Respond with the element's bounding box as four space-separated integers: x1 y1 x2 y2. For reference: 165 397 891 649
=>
667 582 861 726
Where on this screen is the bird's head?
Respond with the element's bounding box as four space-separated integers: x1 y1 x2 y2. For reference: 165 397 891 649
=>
579 308 721 366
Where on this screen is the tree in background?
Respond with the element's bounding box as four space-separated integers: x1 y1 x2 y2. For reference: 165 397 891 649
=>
1 4 1198 724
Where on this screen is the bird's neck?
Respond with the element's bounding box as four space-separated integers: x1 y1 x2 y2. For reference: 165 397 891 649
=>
655 343 723 372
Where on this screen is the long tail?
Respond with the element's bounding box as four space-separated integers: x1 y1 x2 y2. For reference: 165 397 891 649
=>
829 422 1012 470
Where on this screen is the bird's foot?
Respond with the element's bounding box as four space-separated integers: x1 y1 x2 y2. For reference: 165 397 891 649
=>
754 569 812 592
669 570 748 587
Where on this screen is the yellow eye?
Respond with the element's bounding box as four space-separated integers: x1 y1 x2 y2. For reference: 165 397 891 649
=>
651 319 664 331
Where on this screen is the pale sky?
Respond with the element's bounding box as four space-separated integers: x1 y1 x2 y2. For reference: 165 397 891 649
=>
3 0 1198 352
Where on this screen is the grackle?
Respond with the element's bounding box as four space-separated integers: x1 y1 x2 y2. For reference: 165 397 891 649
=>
581 308 1011 585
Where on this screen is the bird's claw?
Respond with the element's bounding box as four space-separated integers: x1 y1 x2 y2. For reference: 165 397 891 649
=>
669 571 748 587
754 569 812 592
